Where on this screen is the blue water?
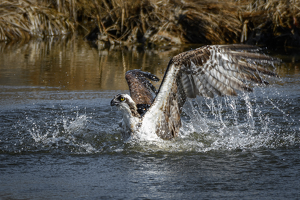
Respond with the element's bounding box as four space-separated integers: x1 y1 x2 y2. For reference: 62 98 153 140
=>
0 38 299 199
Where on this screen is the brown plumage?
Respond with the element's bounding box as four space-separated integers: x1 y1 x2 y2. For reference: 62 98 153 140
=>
125 69 159 105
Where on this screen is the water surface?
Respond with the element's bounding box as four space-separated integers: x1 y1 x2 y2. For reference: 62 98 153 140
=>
0 37 299 199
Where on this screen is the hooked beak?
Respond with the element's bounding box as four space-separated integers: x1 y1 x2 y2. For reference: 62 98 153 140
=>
110 98 119 106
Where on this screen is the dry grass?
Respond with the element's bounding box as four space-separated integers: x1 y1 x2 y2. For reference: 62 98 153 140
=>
240 0 300 46
1 0 300 46
0 0 74 41
87 0 243 45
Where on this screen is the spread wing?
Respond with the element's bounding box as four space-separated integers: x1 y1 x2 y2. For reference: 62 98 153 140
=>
125 69 159 113
142 44 280 140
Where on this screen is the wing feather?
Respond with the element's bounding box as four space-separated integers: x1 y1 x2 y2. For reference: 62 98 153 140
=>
142 44 279 139
193 75 214 98
125 69 159 105
207 63 253 92
181 73 197 98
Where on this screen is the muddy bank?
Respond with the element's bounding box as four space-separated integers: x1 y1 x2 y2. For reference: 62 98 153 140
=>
1 0 300 48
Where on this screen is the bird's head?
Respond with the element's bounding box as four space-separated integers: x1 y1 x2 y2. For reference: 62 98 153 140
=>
110 94 140 117
110 94 132 106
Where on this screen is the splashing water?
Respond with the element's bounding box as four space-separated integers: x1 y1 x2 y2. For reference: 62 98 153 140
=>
5 81 296 155
124 85 298 152
27 113 98 154
20 87 298 154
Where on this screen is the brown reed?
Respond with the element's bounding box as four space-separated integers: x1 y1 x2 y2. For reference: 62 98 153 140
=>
0 0 299 46
0 0 74 41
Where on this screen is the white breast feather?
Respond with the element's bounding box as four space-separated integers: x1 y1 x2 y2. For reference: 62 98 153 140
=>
117 95 141 139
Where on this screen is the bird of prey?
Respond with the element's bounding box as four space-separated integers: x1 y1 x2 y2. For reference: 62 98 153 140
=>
110 45 279 140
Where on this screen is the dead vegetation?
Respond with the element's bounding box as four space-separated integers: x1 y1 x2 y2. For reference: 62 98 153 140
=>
239 0 300 47
85 0 243 45
0 0 75 41
1 0 300 47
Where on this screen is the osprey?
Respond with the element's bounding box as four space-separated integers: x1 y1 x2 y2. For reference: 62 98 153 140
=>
110 45 279 140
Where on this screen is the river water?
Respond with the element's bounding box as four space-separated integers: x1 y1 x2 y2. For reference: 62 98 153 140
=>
0 37 299 199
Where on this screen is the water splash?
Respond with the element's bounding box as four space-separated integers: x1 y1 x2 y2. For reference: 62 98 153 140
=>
7 83 298 155
123 87 299 153
28 113 98 154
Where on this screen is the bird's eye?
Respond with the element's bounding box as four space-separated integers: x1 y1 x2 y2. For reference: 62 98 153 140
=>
120 97 125 101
